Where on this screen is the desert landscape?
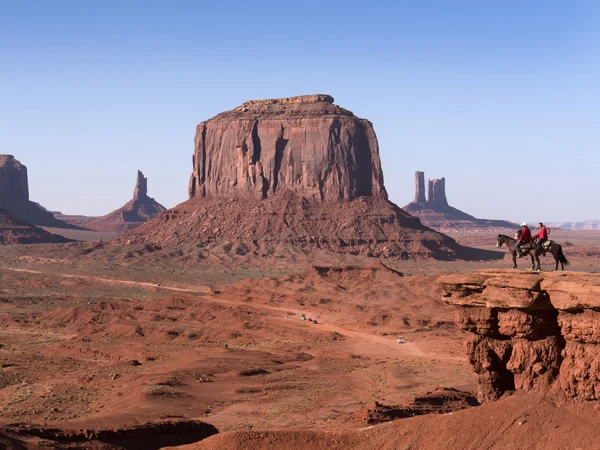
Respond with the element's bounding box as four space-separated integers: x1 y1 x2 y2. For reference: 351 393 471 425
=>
0 93 599 450
2 3 600 448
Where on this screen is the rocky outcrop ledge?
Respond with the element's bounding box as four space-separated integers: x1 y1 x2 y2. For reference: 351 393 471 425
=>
439 269 600 402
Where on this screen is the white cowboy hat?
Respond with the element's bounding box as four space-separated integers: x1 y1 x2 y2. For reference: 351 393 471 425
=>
520 222 528 227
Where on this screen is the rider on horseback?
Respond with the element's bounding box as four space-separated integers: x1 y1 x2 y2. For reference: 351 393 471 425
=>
533 222 550 255
515 222 532 258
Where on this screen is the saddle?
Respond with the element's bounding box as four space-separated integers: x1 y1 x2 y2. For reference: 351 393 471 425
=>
541 240 553 250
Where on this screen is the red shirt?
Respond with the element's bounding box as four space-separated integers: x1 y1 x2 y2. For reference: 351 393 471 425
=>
519 227 532 243
534 226 549 241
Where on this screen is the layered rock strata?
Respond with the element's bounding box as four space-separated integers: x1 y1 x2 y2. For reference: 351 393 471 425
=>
404 171 516 229
440 269 600 402
188 94 386 202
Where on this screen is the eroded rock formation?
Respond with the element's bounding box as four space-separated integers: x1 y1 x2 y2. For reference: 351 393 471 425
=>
0 155 28 202
404 171 516 229
133 170 148 200
188 94 387 202
111 95 503 261
352 388 478 424
0 155 75 228
80 171 166 232
413 171 426 204
440 269 600 402
427 178 448 209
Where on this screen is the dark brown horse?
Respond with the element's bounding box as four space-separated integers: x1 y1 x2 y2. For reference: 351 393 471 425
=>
496 234 570 271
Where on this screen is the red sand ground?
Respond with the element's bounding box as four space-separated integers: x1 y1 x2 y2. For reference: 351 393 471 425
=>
181 391 600 450
0 230 598 448
0 264 471 441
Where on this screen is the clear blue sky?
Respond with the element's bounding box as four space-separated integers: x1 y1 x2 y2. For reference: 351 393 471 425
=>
1 1 598 222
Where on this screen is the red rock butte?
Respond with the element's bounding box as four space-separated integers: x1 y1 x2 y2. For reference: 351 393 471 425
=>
0 155 77 228
188 94 386 202
115 96 501 260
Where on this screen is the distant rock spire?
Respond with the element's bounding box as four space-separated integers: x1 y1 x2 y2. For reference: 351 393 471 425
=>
427 177 448 209
133 170 148 200
414 171 426 204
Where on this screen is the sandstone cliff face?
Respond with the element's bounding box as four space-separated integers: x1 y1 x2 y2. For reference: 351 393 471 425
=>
188 95 387 202
0 155 76 228
404 171 516 229
440 270 600 402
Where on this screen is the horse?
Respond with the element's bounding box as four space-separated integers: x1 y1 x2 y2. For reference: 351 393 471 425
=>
496 234 570 271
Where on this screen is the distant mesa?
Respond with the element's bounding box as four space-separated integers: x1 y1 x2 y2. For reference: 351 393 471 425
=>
57 171 166 233
0 155 78 229
548 221 600 231
403 171 517 229
0 208 69 245
113 95 500 261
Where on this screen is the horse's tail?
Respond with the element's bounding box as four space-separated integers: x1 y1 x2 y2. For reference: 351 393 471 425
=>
558 246 570 266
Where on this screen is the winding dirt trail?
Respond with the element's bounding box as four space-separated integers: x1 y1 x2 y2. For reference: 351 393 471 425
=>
1 266 211 294
0 266 464 362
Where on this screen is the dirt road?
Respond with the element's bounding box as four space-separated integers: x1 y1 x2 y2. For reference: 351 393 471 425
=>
1 266 211 294
0 266 464 362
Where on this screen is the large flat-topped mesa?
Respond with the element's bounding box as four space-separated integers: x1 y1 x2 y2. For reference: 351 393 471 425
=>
111 95 505 261
188 94 387 202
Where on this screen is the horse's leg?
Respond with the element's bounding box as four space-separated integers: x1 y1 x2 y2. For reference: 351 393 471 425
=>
512 252 517 269
536 254 541 271
530 253 535 271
